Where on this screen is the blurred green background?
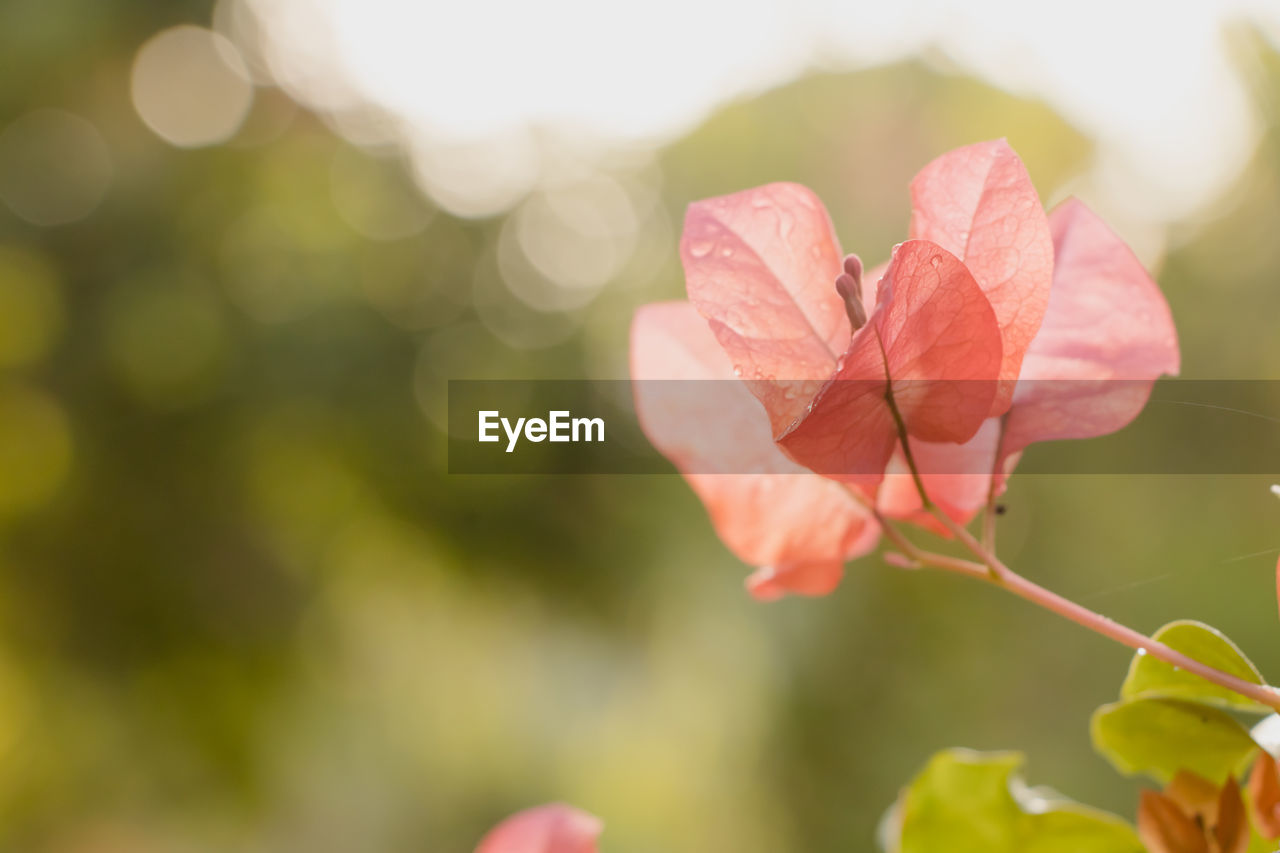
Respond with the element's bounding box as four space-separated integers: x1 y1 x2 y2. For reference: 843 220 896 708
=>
1 3 1279 851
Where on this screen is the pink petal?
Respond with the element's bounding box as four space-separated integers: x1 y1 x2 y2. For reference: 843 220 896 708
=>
910 139 1054 413
1001 199 1180 459
631 302 879 597
778 240 1002 488
893 201 1180 510
861 259 888 308
746 560 846 601
878 419 1005 527
475 804 602 853
681 183 851 437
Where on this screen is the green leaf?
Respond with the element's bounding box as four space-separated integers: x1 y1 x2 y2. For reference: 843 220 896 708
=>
1122 620 1269 713
1091 697 1258 784
895 749 1142 853
1022 809 1148 853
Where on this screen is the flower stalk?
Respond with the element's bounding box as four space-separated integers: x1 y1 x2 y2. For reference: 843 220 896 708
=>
876 433 1280 714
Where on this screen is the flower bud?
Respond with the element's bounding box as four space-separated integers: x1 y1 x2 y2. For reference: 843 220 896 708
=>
836 253 868 331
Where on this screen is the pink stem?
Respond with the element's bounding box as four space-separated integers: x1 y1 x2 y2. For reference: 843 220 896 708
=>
929 510 1280 712
866 419 1279 710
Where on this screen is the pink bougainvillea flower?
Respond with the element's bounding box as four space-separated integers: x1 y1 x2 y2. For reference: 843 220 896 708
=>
474 804 602 853
631 140 1049 596
632 301 880 600
630 139 1173 598
878 198 1180 526
677 177 1010 491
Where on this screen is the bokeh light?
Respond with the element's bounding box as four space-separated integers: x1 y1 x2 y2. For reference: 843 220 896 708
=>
236 0 1280 224
0 110 112 226
131 25 255 148
409 130 541 219
506 175 639 309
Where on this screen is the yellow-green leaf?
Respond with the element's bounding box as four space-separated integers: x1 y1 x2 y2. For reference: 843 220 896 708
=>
895 749 1142 853
1091 698 1259 784
1023 808 1148 853
1122 620 1269 713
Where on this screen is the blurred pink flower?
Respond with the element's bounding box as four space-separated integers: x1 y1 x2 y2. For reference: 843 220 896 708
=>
474 804 601 853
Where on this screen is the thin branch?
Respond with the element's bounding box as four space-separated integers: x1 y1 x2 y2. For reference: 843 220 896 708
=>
981 486 998 552
880 407 1280 712
929 507 1280 713
982 416 1009 551
841 483 987 580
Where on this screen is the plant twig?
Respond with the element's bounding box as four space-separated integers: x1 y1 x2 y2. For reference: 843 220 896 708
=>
981 484 998 552
982 416 1009 551
878 416 1280 713
927 506 1280 713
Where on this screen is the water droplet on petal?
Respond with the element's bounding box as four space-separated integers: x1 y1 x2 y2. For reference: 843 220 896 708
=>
688 240 713 258
778 212 794 240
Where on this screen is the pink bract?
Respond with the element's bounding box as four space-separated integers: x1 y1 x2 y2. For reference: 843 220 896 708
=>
910 140 1055 414
1004 198 1180 456
475 804 602 853
878 198 1180 527
681 182 1004 491
631 301 880 600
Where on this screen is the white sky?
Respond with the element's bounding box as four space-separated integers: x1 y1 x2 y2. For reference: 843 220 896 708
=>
228 0 1280 223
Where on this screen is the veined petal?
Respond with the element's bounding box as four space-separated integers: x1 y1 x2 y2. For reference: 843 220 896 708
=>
779 240 1002 489
475 804 602 853
1001 199 1179 460
878 419 1004 528
910 139 1054 413
631 302 879 597
682 183 850 436
876 241 1003 440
